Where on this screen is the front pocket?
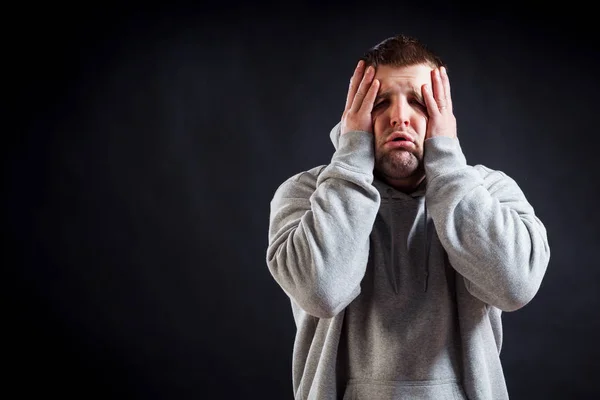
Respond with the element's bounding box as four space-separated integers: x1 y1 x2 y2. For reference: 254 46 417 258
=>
342 378 467 400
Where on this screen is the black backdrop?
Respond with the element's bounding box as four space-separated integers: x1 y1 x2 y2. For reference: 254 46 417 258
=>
7 1 600 399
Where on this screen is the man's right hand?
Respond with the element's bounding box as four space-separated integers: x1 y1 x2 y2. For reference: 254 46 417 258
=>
340 60 379 135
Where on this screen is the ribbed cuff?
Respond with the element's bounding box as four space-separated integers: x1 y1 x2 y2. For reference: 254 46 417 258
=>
331 130 375 174
424 137 467 181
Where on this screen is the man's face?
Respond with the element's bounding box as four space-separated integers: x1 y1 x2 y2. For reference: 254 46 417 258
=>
371 63 433 183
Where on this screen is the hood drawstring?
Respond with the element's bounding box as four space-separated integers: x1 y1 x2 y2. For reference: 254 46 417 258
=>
387 188 399 294
423 198 430 292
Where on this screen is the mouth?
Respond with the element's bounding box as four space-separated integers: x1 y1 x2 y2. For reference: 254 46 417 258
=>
385 132 415 149
386 131 414 143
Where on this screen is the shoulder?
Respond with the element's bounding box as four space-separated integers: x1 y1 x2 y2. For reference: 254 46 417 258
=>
474 164 516 180
271 165 328 199
473 164 524 196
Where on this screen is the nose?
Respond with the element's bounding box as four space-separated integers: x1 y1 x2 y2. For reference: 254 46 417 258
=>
389 100 410 128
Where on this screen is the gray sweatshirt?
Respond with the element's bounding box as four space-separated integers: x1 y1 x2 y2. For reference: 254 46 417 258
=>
266 123 550 399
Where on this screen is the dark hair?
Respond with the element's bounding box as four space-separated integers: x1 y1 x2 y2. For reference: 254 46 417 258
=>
360 34 445 70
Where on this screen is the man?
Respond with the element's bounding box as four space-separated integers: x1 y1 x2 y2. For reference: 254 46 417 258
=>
266 34 550 400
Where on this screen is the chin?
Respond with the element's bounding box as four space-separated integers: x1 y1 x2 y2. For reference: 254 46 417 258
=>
376 164 418 181
377 153 420 178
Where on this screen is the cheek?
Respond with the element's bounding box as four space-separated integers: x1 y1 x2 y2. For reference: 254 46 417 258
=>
372 117 387 140
412 115 428 133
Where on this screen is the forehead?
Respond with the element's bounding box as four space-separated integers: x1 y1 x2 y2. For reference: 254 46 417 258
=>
374 64 433 89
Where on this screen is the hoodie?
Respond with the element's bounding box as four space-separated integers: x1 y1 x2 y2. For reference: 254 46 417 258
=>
266 123 550 399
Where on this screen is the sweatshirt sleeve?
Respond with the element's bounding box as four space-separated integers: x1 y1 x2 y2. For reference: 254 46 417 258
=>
266 131 381 318
424 136 550 312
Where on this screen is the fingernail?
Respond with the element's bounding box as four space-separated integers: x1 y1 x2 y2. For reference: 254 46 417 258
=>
357 60 364 68
441 66 446 75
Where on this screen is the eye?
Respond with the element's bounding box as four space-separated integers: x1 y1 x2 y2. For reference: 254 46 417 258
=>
409 98 425 109
373 100 388 110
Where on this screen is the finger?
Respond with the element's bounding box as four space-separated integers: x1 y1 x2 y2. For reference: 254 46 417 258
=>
422 83 439 118
345 60 365 111
359 78 380 113
351 65 374 112
432 68 447 111
440 66 453 112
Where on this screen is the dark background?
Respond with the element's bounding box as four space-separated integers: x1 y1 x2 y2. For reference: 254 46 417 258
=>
6 1 600 399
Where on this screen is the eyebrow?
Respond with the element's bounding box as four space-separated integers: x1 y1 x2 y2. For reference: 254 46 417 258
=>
375 87 424 104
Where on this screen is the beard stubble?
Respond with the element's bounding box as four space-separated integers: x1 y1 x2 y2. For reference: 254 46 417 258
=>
375 148 424 181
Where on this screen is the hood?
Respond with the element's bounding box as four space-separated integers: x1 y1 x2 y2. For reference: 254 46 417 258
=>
329 121 343 150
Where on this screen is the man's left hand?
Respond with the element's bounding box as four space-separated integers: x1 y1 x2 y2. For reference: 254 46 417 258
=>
422 67 457 139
